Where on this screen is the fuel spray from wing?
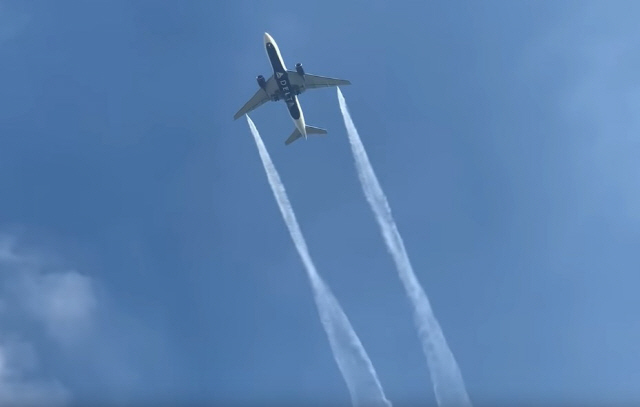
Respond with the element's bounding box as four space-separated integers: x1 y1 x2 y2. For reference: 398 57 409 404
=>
246 116 391 407
337 88 472 407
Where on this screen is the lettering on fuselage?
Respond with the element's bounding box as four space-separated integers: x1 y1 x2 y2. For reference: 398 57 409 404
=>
266 42 300 120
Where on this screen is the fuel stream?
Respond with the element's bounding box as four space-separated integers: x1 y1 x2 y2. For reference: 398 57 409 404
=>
337 88 472 407
246 115 391 407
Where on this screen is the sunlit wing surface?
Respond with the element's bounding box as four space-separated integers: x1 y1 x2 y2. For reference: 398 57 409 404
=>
233 75 278 120
287 71 351 93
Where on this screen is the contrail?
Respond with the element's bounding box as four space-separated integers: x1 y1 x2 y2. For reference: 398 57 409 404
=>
246 116 391 407
337 88 472 407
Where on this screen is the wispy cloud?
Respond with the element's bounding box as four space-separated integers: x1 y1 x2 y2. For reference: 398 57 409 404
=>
0 231 170 405
0 338 70 406
18 270 97 344
0 235 81 405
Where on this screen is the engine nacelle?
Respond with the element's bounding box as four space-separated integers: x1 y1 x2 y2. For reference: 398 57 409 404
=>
256 75 266 89
295 63 305 77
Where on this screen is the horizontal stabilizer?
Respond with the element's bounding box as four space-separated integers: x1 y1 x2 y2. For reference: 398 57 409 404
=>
284 125 328 145
305 125 327 135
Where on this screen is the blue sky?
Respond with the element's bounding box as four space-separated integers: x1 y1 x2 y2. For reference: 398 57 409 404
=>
0 1 639 406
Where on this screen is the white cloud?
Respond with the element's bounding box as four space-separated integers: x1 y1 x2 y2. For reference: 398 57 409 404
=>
0 231 175 405
19 270 97 344
0 234 110 405
0 338 70 406
1 232 99 346
0 237 88 405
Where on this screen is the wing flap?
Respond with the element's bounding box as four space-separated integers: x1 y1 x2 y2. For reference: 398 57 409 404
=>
287 71 351 92
303 73 351 89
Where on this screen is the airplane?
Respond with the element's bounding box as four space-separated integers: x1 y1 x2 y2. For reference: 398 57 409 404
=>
233 32 351 145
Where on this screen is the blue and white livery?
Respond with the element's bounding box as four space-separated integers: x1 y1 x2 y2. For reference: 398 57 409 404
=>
234 33 351 145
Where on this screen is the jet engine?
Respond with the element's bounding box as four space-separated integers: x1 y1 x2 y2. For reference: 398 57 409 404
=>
295 63 305 76
256 75 266 89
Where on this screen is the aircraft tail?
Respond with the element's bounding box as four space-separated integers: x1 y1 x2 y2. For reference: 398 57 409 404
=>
285 125 328 145
305 125 327 135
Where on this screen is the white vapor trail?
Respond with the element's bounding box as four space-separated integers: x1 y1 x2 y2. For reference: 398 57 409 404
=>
337 88 472 407
246 116 391 407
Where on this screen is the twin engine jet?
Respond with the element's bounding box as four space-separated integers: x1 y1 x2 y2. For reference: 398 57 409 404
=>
234 33 351 145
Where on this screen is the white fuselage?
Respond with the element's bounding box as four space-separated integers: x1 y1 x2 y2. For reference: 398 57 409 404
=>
264 32 306 138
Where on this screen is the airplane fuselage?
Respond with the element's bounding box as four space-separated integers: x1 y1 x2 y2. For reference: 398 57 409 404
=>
264 33 307 138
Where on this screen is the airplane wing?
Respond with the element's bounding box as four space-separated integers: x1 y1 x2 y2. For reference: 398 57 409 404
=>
287 71 351 93
233 75 278 120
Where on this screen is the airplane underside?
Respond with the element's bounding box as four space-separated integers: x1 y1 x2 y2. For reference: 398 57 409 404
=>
233 32 351 145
